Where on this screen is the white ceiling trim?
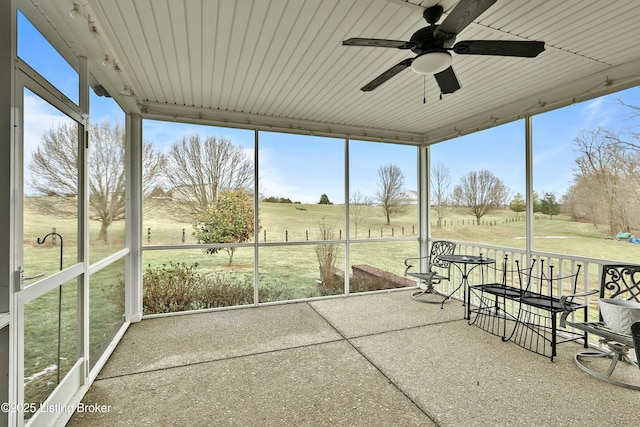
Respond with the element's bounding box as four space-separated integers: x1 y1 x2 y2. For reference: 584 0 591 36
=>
21 0 640 147
424 57 640 144
141 101 425 144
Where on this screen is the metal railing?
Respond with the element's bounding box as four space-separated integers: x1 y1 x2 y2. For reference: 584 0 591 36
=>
434 240 617 347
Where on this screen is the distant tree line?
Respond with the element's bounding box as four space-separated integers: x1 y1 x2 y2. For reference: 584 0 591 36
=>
431 165 563 226
44 102 640 250
262 196 301 204
508 191 561 218
564 117 640 235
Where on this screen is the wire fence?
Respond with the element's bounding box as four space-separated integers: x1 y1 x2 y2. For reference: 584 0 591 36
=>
144 226 418 244
143 216 550 244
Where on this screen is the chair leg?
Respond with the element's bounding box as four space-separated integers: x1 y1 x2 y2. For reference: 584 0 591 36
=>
574 342 640 390
583 306 589 348
551 315 557 362
632 321 640 364
411 281 449 304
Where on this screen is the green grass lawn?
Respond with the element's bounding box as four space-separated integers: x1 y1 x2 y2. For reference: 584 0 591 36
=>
19 198 640 408
431 207 639 262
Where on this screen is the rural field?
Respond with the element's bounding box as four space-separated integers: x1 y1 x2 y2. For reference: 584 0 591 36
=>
24 198 640 302
19 197 639 412
138 199 639 310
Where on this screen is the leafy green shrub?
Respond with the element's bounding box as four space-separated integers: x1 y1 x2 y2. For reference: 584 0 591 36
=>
143 262 203 313
143 262 288 314
197 272 290 308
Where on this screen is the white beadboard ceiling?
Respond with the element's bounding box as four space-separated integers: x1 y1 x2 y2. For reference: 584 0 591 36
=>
23 0 640 144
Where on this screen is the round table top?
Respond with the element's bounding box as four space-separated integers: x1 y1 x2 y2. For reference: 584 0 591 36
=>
439 254 495 264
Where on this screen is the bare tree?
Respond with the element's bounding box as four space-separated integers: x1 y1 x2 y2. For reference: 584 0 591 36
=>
565 100 640 233
454 170 508 223
349 189 372 238
452 185 463 207
597 100 640 154
564 181 601 227
430 162 453 227
376 164 408 225
28 121 165 241
166 135 253 218
571 127 638 234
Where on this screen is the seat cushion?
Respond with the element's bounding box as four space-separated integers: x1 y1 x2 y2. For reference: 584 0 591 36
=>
599 299 640 335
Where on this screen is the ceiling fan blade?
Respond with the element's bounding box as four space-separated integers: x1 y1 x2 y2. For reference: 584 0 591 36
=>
434 66 460 94
361 58 414 91
453 40 545 57
434 0 497 39
343 38 414 49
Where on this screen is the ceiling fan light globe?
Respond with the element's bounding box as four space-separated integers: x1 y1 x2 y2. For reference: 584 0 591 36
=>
411 52 452 74
69 3 81 19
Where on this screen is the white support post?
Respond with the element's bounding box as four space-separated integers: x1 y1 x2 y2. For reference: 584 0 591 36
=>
78 55 90 381
344 138 350 295
525 115 534 260
253 129 259 306
419 145 430 259
0 2 16 426
126 113 143 322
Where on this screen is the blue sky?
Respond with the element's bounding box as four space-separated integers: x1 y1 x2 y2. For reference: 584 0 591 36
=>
431 89 640 198
18 10 640 204
143 120 417 204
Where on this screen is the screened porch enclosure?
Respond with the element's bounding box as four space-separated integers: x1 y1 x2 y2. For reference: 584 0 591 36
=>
3 1 640 426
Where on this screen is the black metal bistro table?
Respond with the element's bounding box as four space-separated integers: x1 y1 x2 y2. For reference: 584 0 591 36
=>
438 254 495 319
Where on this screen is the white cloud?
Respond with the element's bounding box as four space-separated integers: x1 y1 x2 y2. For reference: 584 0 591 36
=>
23 92 72 160
22 92 75 194
583 97 604 124
581 94 623 130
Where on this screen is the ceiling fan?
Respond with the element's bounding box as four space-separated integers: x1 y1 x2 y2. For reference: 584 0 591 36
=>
342 0 545 94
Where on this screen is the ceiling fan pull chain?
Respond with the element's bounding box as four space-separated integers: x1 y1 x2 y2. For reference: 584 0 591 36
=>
423 75 426 104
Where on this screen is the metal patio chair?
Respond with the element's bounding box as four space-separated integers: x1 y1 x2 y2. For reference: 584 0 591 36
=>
561 264 640 389
404 240 456 302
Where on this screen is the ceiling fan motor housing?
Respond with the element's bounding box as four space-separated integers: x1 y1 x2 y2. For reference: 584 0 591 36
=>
423 5 443 25
409 26 456 54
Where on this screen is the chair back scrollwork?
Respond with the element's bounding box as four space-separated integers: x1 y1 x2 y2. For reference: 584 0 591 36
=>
600 264 640 302
429 240 457 271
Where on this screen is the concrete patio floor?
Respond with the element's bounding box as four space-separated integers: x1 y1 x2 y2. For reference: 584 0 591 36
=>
67 290 639 426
